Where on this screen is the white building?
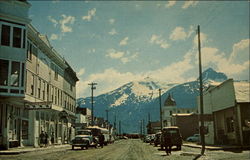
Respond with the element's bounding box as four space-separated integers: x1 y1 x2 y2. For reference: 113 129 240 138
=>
199 79 250 145
162 94 197 127
0 0 78 149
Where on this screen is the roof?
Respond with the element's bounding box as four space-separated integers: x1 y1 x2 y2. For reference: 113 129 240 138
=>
164 94 176 106
234 81 250 103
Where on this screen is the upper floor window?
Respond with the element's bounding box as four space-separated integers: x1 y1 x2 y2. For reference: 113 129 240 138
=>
10 61 20 87
1 25 10 46
0 59 9 86
13 27 21 48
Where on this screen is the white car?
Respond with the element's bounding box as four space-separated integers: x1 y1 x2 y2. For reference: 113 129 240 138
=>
186 134 200 142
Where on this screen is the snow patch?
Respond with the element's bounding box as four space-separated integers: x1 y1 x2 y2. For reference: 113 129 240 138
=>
111 94 129 107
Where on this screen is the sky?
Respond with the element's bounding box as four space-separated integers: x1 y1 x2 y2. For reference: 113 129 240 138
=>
28 0 250 98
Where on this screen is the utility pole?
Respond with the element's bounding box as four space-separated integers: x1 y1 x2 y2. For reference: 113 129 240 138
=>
159 89 163 131
142 119 144 135
197 25 205 155
106 109 109 123
88 82 97 126
119 120 121 135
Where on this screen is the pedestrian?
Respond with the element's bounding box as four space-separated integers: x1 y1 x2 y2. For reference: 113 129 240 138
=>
164 131 172 156
44 132 49 147
98 133 105 148
51 132 55 145
39 131 45 147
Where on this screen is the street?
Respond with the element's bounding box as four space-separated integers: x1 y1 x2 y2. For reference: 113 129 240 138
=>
1 139 249 160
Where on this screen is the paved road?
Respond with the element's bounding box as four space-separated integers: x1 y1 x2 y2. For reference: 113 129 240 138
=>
0 139 249 160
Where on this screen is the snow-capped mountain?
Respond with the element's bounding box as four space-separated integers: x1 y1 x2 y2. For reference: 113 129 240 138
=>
77 68 228 133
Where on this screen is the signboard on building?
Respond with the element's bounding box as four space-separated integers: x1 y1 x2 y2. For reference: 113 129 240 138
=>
24 101 52 110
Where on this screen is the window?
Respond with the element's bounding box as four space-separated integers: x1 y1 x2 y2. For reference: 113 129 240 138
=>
10 61 20 87
13 27 22 48
22 29 26 48
21 63 24 87
31 74 34 95
26 41 32 61
0 59 9 86
1 25 10 46
22 120 29 139
42 81 45 100
226 117 234 132
70 84 73 91
47 84 50 101
38 79 41 98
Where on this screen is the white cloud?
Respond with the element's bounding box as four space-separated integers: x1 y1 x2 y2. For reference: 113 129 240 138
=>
106 49 124 59
170 27 187 40
88 48 96 54
149 51 194 82
150 34 170 49
193 39 250 78
193 32 208 47
119 37 129 46
77 68 86 77
170 26 194 41
59 14 75 33
50 34 59 40
182 1 198 9
109 28 118 35
82 8 96 21
76 68 144 98
106 49 139 64
109 18 115 25
166 1 176 8
48 16 58 27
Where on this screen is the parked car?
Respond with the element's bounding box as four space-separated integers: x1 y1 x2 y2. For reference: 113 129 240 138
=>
162 126 182 150
71 130 97 150
186 134 200 142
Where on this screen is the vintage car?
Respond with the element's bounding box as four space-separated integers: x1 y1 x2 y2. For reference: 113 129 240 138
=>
186 134 200 142
162 126 182 150
71 130 97 150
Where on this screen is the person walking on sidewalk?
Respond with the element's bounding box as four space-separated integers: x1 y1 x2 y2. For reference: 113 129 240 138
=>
164 131 172 156
44 132 49 147
98 133 105 148
39 131 45 147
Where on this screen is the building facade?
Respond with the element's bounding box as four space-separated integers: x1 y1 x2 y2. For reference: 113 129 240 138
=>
0 0 78 149
199 79 250 145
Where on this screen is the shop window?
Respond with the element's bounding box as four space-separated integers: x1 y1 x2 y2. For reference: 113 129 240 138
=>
13 27 22 48
1 25 10 46
0 59 9 86
22 120 28 139
10 61 20 87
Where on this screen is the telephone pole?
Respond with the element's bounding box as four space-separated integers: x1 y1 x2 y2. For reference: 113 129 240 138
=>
88 82 97 126
197 25 205 155
159 89 163 130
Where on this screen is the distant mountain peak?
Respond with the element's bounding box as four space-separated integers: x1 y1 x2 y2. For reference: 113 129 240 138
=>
199 68 228 82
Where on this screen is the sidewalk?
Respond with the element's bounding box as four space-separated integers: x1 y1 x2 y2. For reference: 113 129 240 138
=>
0 144 71 155
183 142 250 150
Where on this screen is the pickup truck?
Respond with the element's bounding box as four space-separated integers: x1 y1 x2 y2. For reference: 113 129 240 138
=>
71 130 97 150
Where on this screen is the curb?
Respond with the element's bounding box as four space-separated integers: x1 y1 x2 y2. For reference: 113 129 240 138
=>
183 144 250 151
0 145 71 155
